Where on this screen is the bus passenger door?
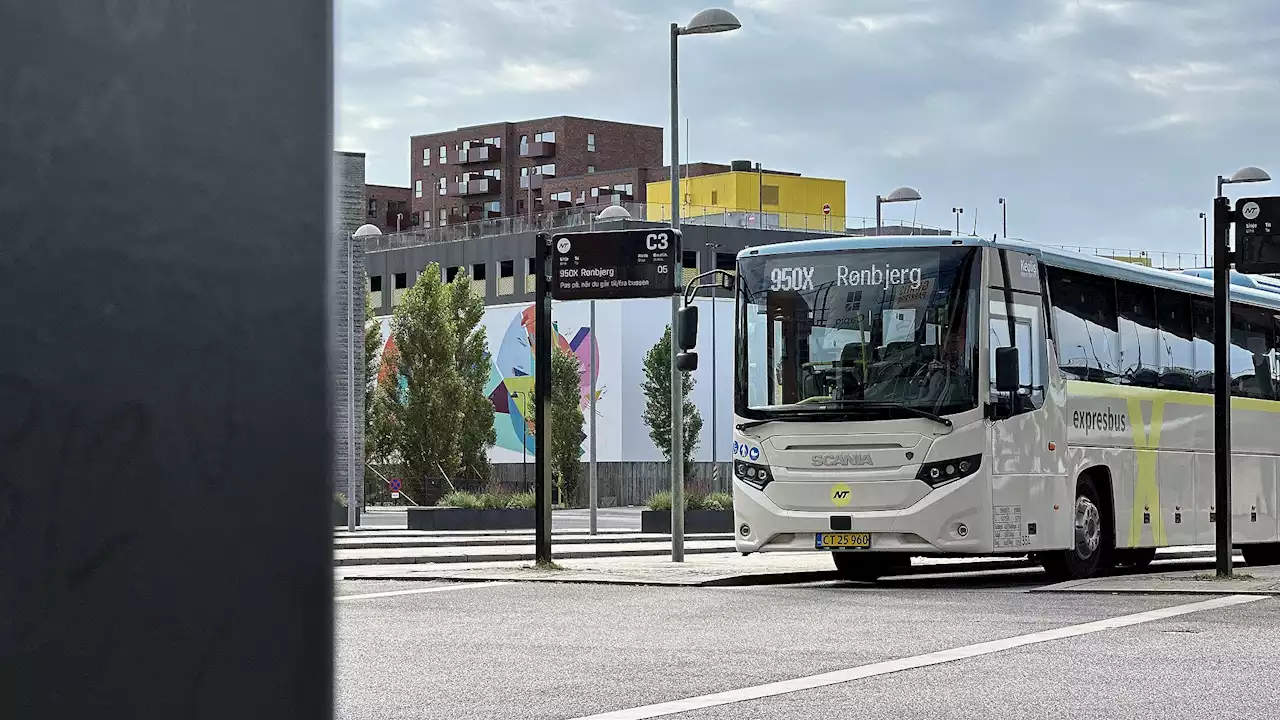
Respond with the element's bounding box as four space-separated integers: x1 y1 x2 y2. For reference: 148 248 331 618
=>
985 250 1070 551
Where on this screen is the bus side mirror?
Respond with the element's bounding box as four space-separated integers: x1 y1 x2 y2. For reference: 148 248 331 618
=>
995 347 1020 393
676 351 698 372
677 305 699 350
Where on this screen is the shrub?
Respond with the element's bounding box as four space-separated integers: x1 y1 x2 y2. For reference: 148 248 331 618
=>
685 491 708 511
334 492 348 508
438 490 483 509
703 492 734 512
506 491 536 509
647 491 673 511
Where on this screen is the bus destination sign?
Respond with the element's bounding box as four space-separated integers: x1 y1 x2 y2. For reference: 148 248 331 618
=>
550 229 681 301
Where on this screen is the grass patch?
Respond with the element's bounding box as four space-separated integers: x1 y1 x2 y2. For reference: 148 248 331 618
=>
533 558 564 571
1191 572 1256 581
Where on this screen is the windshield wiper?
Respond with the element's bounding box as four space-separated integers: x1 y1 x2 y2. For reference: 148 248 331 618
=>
817 400 954 428
736 412 861 431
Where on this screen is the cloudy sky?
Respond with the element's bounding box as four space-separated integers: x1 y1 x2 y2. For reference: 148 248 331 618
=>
336 0 1280 258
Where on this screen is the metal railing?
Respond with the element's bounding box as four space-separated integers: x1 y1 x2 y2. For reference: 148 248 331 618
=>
364 202 950 253
1046 245 1209 271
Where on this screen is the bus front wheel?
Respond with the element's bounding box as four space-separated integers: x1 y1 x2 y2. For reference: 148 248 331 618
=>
1041 475 1113 581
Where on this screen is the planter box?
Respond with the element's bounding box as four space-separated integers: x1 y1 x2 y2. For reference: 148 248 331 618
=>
408 507 535 531
334 503 361 527
641 509 734 534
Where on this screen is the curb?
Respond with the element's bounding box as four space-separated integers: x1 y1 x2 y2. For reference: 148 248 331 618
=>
333 544 736 566
335 533 734 550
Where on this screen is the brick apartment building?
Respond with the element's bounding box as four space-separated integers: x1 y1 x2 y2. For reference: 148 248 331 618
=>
364 184 411 234
408 116 662 228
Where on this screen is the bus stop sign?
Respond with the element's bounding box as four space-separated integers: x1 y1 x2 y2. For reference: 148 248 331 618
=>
550 229 681 301
1234 196 1280 274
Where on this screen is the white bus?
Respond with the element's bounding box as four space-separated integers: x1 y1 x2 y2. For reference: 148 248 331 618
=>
680 235 1280 581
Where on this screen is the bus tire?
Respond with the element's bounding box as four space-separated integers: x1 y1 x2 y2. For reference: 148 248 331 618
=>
1041 475 1113 581
1241 543 1280 567
1114 547 1157 569
832 552 906 582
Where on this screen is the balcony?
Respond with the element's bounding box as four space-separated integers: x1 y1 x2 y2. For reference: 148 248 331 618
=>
519 174 545 191
455 144 500 165
519 141 555 159
452 178 499 196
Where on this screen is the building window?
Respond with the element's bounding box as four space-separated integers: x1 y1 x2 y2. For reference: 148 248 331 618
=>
711 190 718 205
370 275 383 292
525 258 535 276
715 252 735 271
536 163 555 176
587 165 595 174
410 211 420 226
439 145 447 162
484 200 500 214
368 198 378 217
551 191 572 204
438 177 446 195
471 263 487 281
414 180 422 198
587 133 596 152
439 208 447 226
761 185 780 205
591 187 600 197
445 266 461 282
535 131 555 143
394 272 407 289
500 259 514 278
483 168 501 180
423 148 430 166
682 251 698 269
520 166 530 177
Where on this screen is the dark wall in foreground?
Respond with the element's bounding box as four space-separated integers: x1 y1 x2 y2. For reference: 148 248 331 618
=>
0 2 333 718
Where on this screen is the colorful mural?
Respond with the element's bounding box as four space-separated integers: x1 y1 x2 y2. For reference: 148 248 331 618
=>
485 304 601 456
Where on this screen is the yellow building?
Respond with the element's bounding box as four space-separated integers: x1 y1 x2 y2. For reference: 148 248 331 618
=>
646 162 846 231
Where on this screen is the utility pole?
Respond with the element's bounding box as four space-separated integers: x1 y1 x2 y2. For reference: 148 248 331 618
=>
1212 194 1232 578
589 299 598 535
669 21 685 561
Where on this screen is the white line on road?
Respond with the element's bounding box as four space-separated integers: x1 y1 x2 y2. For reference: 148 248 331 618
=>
335 582 511 602
569 594 1265 720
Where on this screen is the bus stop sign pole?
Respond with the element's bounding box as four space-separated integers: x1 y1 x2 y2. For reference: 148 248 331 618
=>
534 232 553 565
1212 194 1233 578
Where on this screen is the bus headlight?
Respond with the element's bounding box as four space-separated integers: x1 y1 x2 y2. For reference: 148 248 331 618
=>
915 454 982 487
735 460 774 490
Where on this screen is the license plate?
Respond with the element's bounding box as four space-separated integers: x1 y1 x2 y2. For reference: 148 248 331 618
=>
816 532 871 549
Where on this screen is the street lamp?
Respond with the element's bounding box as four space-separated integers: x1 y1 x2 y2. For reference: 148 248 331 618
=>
998 197 1007 238
1211 165 1271 579
1199 212 1208 263
348 223 381 531
951 207 964 236
874 186 921 236
670 7 741 563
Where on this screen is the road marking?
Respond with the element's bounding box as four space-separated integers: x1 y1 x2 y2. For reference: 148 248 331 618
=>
335 581 511 601
569 594 1264 720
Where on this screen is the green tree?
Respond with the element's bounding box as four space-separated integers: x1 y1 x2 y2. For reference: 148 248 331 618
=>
385 262 463 498
641 326 703 477
447 273 496 483
549 346 585 506
364 281 383 458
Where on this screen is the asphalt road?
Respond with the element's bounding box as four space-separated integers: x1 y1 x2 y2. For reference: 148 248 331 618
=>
334 573 1280 719
354 506 643 531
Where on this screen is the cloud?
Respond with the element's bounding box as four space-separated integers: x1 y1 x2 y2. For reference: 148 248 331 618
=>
336 0 1280 253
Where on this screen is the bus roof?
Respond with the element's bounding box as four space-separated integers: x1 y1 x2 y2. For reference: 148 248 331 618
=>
738 234 1280 311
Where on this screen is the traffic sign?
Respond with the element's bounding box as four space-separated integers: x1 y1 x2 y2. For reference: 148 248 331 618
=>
822 203 831 215
1235 196 1280 274
550 228 681 300
389 477 402 500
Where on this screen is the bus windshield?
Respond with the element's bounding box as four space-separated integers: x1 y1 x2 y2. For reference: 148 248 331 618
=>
736 246 982 420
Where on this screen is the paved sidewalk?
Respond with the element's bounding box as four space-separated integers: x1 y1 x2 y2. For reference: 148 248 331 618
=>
334 532 732 549
1037 561 1280 595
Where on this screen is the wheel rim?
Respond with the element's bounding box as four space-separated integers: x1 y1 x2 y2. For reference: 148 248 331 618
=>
1074 495 1101 560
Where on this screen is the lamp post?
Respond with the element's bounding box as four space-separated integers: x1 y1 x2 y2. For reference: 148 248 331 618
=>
1200 212 1208 264
874 186 921 235
1212 165 1271 578
998 197 1007 238
670 7 741 562
952 207 964 236
706 241 721 490
349 223 382 531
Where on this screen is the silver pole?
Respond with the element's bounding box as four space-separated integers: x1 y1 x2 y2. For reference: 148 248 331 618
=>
347 232 357 531
669 21 685 562
589 299 598 535
708 243 719 491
